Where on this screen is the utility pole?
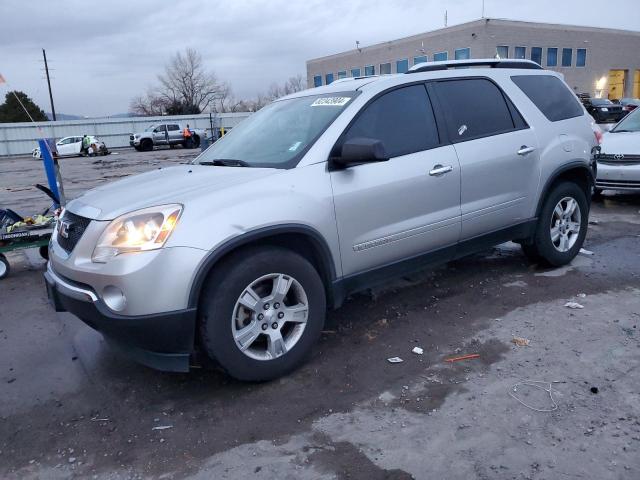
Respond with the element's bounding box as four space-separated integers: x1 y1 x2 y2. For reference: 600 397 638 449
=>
42 48 56 121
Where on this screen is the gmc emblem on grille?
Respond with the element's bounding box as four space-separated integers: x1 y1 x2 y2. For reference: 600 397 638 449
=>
614 154 625 160
59 220 71 239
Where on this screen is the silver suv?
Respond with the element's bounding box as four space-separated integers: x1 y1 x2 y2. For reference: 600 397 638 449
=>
45 59 597 381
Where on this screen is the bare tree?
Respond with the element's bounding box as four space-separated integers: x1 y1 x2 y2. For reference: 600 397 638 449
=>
129 48 223 116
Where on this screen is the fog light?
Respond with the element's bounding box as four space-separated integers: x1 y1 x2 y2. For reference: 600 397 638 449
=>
103 285 126 312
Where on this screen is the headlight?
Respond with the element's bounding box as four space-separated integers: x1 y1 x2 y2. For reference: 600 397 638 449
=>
92 204 182 263
134 134 140 139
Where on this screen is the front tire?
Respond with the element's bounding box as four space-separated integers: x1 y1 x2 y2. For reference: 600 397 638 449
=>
199 247 326 381
141 139 153 152
522 182 589 266
0 254 10 280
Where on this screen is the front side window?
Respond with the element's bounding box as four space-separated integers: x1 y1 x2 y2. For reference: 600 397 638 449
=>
396 59 409 73
531 47 543 65
455 48 470 60
512 75 583 122
154 125 166 133
576 48 587 67
433 51 448 62
515 46 526 59
547 48 558 67
380 63 391 75
337 71 347 79
350 68 361 77
195 93 356 169
364 65 375 76
313 75 322 87
413 55 428 65
434 78 517 141
342 85 439 158
496 45 509 59
325 73 334 85
561 48 572 67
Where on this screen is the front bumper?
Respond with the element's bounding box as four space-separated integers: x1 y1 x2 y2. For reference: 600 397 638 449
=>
44 262 196 372
596 161 640 191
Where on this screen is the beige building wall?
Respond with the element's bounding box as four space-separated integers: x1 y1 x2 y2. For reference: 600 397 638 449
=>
306 19 640 98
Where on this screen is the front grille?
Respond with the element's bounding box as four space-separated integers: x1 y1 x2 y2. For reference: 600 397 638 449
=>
57 211 91 253
596 153 640 165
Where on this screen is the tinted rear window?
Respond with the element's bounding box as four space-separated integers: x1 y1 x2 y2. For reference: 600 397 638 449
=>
512 75 584 122
433 78 517 141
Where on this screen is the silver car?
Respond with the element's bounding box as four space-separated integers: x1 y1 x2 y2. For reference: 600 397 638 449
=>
595 107 640 193
45 59 597 381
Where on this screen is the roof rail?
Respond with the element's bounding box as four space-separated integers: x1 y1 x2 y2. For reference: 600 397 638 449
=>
406 58 542 74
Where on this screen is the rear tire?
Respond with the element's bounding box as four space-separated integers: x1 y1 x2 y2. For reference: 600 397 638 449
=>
0 254 10 280
199 246 326 381
522 181 589 266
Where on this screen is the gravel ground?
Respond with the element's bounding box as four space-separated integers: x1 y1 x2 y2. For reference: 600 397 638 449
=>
1 149 639 479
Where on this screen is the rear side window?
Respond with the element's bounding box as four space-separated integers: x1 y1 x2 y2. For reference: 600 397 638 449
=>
511 75 584 122
167 124 180 131
433 78 517 141
342 84 439 158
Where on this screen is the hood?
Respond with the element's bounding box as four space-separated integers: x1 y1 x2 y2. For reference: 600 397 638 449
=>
66 165 279 220
600 131 640 155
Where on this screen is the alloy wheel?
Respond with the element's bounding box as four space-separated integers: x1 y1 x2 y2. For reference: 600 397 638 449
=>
550 196 581 252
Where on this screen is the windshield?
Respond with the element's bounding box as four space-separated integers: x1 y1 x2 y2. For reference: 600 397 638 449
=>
194 93 357 168
591 99 613 106
144 124 158 132
612 107 640 133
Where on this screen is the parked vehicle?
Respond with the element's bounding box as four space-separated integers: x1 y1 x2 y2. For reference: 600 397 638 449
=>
45 59 596 381
583 98 625 123
619 98 640 115
594 107 640 194
129 123 206 151
32 135 108 159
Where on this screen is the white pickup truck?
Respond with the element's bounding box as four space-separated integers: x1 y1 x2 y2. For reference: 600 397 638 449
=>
129 122 206 151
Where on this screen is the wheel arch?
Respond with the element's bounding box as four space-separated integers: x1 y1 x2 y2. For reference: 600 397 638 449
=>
188 224 338 311
535 162 594 218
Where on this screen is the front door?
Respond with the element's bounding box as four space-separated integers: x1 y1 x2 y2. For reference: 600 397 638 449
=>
432 78 540 239
153 125 168 144
330 84 461 277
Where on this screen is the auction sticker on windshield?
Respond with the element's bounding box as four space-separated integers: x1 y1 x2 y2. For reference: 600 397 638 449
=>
311 97 351 107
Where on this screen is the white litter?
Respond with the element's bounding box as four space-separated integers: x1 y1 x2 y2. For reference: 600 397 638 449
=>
152 425 173 431
564 301 584 309
579 248 594 255
576 293 587 298
412 347 424 355
387 357 404 364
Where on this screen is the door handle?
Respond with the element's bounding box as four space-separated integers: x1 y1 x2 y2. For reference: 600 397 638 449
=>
429 164 453 176
517 145 535 156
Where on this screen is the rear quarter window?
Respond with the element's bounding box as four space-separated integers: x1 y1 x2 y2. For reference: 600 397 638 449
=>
511 75 584 122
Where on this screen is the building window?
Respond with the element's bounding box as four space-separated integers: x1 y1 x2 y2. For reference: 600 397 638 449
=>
364 65 375 76
514 46 526 59
325 73 334 84
496 45 509 59
547 48 558 67
380 62 391 75
531 47 543 65
313 75 322 87
413 55 428 65
396 59 409 73
561 48 572 67
576 48 587 67
351 67 361 77
455 48 470 60
433 51 448 62
337 71 347 79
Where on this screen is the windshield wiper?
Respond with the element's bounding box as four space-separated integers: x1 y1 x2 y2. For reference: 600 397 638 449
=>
199 159 251 167
612 129 634 133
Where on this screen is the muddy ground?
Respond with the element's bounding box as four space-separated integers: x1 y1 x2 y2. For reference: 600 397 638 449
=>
1 149 639 479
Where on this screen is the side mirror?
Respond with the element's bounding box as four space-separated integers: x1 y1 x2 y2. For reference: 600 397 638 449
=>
331 137 389 168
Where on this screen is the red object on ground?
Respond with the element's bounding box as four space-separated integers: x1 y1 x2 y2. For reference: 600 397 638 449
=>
444 353 480 363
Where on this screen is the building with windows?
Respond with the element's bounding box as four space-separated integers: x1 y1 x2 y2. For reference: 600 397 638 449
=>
306 18 640 99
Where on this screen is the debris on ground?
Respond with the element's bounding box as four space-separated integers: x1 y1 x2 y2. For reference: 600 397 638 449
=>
444 353 480 363
511 336 530 347
90 417 109 422
509 380 563 412
577 293 587 298
412 347 424 355
590 387 599 394
387 357 404 364
579 248 594 255
152 425 173 431
564 301 585 309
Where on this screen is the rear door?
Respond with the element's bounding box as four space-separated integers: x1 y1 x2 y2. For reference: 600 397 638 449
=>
331 83 461 277
167 124 182 143
431 78 540 239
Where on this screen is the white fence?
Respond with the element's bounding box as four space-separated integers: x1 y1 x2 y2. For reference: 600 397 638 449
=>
0 112 251 157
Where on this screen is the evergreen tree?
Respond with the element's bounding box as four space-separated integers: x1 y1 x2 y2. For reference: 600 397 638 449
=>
0 91 48 123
